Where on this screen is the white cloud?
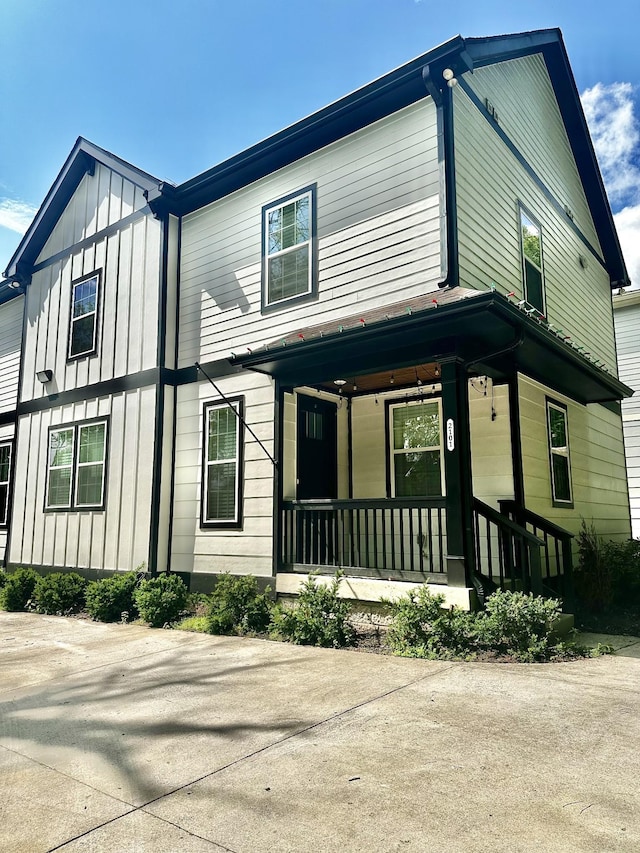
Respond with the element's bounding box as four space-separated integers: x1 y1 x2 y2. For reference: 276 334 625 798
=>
0 198 37 234
614 204 640 288
582 82 640 209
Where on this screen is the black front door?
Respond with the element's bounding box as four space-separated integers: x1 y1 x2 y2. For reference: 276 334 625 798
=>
296 395 337 499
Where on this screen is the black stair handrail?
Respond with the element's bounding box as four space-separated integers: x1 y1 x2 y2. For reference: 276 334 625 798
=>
473 498 545 596
498 499 575 610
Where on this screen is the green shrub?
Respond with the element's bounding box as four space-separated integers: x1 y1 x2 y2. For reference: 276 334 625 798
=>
479 590 563 662
0 571 7 589
133 573 189 627
205 574 272 635
1 567 40 611
384 585 478 659
34 572 88 615
575 522 640 612
271 573 355 648
384 586 578 663
85 572 139 622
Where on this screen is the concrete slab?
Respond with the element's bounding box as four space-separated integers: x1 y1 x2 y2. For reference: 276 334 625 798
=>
1 613 640 852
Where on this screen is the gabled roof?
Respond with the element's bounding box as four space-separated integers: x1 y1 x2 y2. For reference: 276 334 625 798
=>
153 28 626 288
2 138 162 283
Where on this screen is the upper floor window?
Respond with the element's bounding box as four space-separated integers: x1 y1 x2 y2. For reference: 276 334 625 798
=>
46 419 108 511
546 400 572 506
0 441 11 526
520 207 545 314
388 399 443 497
69 271 100 360
202 399 243 528
262 186 316 311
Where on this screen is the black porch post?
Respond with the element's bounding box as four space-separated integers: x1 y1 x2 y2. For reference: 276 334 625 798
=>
271 379 284 575
441 358 475 587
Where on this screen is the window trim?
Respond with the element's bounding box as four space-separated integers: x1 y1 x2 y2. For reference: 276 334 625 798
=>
385 396 444 499
201 397 244 529
518 204 546 315
546 398 573 508
261 185 317 313
67 269 102 362
44 417 109 512
0 440 12 527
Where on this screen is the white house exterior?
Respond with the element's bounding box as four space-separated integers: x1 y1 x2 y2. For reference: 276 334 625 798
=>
613 290 640 538
1 29 632 609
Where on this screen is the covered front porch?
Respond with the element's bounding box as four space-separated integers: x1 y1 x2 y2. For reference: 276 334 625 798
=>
235 287 629 608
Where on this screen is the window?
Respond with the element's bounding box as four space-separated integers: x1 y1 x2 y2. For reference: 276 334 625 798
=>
202 399 243 527
547 400 572 505
46 419 108 510
389 400 443 497
69 271 100 359
262 186 316 310
520 207 545 314
0 442 11 526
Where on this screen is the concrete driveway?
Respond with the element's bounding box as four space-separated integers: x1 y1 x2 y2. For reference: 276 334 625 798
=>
1 613 640 853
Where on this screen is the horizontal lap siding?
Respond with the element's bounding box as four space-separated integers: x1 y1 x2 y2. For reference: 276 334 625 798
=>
179 101 441 366
469 383 514 507
22 204 161 402
0 296 23 414
518 375 630 539
171 373 275 577
454 57 617 372
8 386 156 572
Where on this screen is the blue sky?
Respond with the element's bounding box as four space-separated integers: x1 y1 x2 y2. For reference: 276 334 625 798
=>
2 0 639 282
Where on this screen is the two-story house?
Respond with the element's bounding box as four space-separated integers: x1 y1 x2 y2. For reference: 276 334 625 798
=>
1 29 632 609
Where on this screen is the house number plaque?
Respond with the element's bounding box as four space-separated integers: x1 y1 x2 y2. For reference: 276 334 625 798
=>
446 418 455 451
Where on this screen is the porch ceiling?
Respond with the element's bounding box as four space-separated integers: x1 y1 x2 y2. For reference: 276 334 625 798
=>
234 288 632 405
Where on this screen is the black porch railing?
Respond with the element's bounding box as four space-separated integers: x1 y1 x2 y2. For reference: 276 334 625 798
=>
498 500 575 607
282 498 447 577
473 498 545 596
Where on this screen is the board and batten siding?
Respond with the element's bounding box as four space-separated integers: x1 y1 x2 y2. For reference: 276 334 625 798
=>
8 386 157 573
0 295 24 414
22 171 161 402
37 164 149 262
179 100 442 367
518 375 630 539
454 55 617 373
613 293 640 537
171 372 276 578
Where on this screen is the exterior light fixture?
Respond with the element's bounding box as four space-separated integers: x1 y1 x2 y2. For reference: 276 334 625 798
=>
434 364 441 378
442 68 458 87
333 379 347 394
36 369 53 383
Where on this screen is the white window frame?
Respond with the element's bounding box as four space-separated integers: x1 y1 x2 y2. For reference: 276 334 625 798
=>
388 399 444 498
202 399 243 528
546 400 573 506
262 186 316 311
68 271 100 360
45 419 108 511
0 441 12 526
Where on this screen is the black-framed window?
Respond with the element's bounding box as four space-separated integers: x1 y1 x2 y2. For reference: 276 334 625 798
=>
68 270 101 360
202 399 244 528
546 399 573 506
45 418 108 511
388 399 443 497
0 441 11 526
519 206 545 314
262 185 317 311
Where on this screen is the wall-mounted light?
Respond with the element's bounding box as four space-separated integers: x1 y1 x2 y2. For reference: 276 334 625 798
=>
442 68 458 88
36 369 53 383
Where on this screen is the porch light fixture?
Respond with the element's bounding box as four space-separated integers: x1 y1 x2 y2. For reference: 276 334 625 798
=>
434 364 440 378
333 379 347 394
36 369 53 383
442 68 458 87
